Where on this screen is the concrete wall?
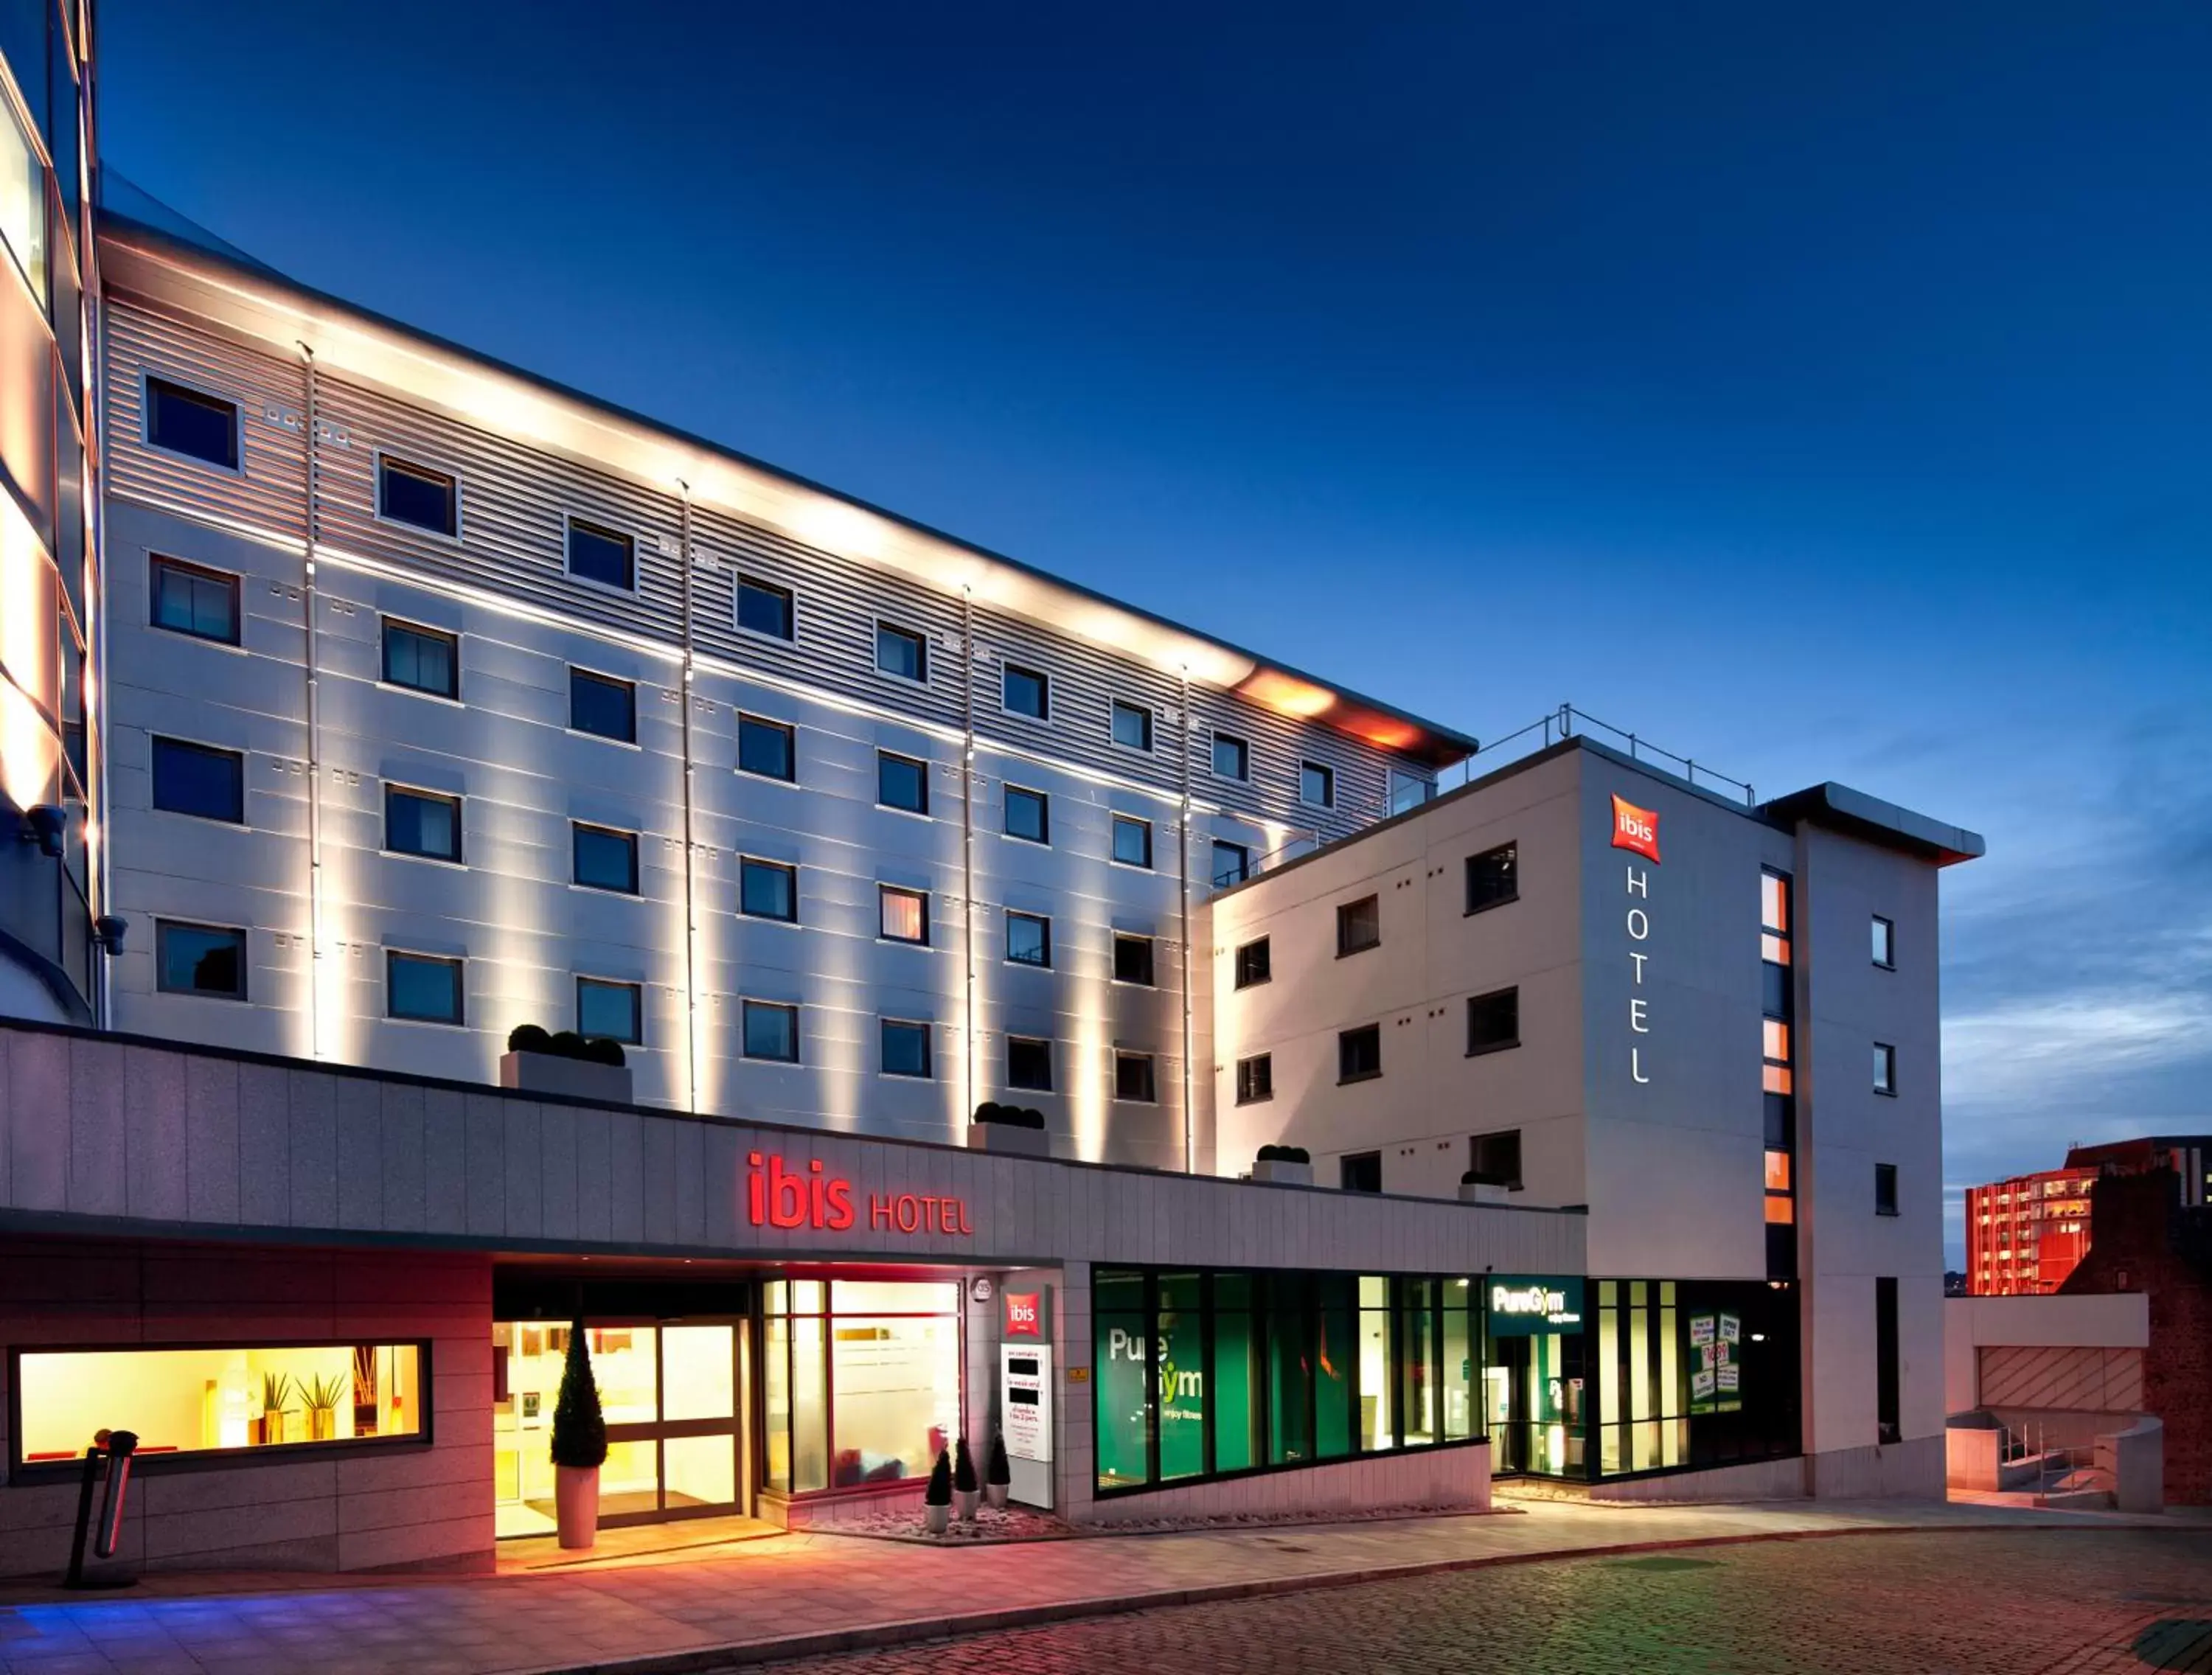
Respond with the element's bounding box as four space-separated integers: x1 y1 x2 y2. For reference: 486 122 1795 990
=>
1942 1290 2150 1415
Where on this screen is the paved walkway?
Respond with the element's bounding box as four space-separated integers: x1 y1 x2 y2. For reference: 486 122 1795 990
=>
0 1498 2183 1675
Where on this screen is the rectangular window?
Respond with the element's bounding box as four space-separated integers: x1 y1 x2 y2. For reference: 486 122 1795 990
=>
1465 842 1517 914
1114 1052 1157 1104
742 1000 800 1062
875 622 926 682
156 921 246 1000
1113 933 1155 986
150 555 239 645
1872 915 1896 969
1338 1023 1382 1084
0 95 46 305
1469 1129 1521 1190
1004 784 1049 844
1300 761 1335 809
566 517 634 591
877 751 928 815
1762 1018 1793 1095
1875 1276 1900 1444
1212 840 1251 888
152 736 244 823
15 1343 425 1466
737 574 795 640
1235 1054 1273 1105
386 787 462 863
1111 700 1152 752
737 714 796 781
381 619 459 699
1761 868 1792 966
577 976 643 1044
1336 894 1381 956
881 1018 933 1079
1111 813 1152 868
387 951 463 1024
1211 732 1249 781
1234 937 1270 989
1873 1042 1896 1096
1007 1035 1053 1092
145 375 239 470
1875 1163 1899 1217
1340 1151 1382 1193
1466 986 1520 1055
879 885 928 945
572 823 639 894
569 669 636 743
1764 1150 1792 1192
377 456 458 537
740 857 799 922
1002 663 1048 719
1006 910 1051 968
1093 1270 1150 1491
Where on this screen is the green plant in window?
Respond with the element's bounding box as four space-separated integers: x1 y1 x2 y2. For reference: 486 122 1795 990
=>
258 1372 294 1446
302 1372 347 1442
549 1319 608 1469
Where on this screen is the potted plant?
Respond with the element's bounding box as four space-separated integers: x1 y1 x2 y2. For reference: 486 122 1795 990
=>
953 1436 981 1519
302 1372 347 1441
550 1320 608 1550
257 1372 294 1446
1251 1143 1313 1185
922 1447 953 1534
986 1432 1012 1511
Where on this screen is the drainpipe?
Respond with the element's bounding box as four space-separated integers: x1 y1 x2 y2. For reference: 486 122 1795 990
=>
960 585 978 1124
1178 666 1194 1176
678 481 700 1118
299 342 324 1062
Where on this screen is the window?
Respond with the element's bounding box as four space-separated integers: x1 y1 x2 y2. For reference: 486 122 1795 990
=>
1113 933 1155 986
1212 840 1251 888
1211 732 1249 781
1469 1129 1522 1190
1465 842 1517 914
1875 1163 1899 1217
387 952 463 1024
150 556 239 644
1002 663 1048 719
881 1019 932 1079
1872 915 1896 969
145 376 239 470
879 885 928 945
1234 1054 1273 1105
1338 1023 1382 1084
566 517 634 591
1340 1152 1382 1193
737 714 796 781
572 823 639 894
740 857 798 922
570 669 636 743
156 921 246 1000
1761 869 1791 966
0 95 45 304
1007 1035 1053 1092
1762 1018 1793 1096
1234 937 1271 989
1111 700 1152 752
377 456 458 537
1466 986 1520 1055
1111 814 1152 868
761 1281 961 1496
742 1000 800 1062
1299 761 1335 809
577 977 643 1044
737 574 795 640
877 751 928 815
1004 784 1049 844
386 787 462 863
1114 1052 1157 1104
1336 895 1380 957
1006 910 1051 968
381 619 459 699
875 623 926 682
1873 1042 1896 1096
1875 1276 1900 1445
15 1343 425 1466
152 736 244 823
1388 770 1433 816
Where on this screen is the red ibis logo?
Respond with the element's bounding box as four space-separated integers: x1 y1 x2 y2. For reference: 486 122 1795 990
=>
1004 1292 1042 1337
1611 795 1660 864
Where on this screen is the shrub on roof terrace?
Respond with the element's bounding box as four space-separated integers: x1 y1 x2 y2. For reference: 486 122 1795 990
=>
1256 1144 1311 1165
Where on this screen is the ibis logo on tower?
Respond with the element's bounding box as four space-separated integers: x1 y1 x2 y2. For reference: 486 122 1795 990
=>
1611 795 1661 864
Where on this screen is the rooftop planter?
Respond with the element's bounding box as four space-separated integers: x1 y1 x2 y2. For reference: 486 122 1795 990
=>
967 1102 1050 1157
1459 1169 1512 1204
1251 1144 1312 1185
501 1025 633 1105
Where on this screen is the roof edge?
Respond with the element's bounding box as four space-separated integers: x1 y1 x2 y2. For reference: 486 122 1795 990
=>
1759 781 1985 866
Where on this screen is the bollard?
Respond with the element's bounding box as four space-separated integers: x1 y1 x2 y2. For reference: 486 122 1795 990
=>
63 1429 140 1590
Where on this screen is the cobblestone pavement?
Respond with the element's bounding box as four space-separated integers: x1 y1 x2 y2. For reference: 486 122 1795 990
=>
754 1529 2212 1675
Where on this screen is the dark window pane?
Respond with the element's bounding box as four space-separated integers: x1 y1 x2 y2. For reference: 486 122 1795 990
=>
740 858 797 922
1235 1054 1273 1104
737 716 795 781
1301 762 1334 808
1764 1093 1794 1150
569 669 636 742
1465 843 1517 913
378 456 457 536
1339 1023 1382 1083
1470 1129 1522 1188
1874 1043 1896 1095
573 824 639 893
1007 1036 1052 1091
1003 664 1048 718
1875 1163 1899 1216
150 557 238 644
1337 895 1380 956
151 737 243 823
1114 1053 1156 1103
1762 959 1791 1017
737 575 794 639
882 1019 931 1078
386 788 462 862
145 377 237 469
156 922 246 998
1005 786 1048 843
1467 987 1520 1054
1006 911 1051 967
1340 1151 1382 1192
1111 815 1151 868
1111 701 1152 752
382 620 458 698
1212 734 1248 781
876 624 925 681
1113 934 1154 986
742 1000 799 1062
1212 841 1250 887
878 751 928 814
388 953 462 1023
577 978 642 1044
567 518 634 590
1234 937 1270 988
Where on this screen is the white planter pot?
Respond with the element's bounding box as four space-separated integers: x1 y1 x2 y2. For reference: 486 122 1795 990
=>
923 1502 950 1534
953 1488 980 1520
555 1464 600 1550
986 1483 1009 1510
967 1122 1050 1157
501 1051 634 1107
1459 1181 1509 1204
1251 1158 1312 1185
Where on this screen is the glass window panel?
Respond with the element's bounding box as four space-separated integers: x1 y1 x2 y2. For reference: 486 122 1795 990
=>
1113 934 1154 985
740 859 797 921
1761 871 1789 933
1442 1301 1475 1441
742 1000 799 1062
737 715 795 780
580 1326 656 1426
1006 911 1050 967
1211 840 1250 887
566 518 634 590
1003 664 1048 718
152 736 243 823
1095 1291 1151 1490
1301 761 1334 807
1004 786 1049 843
790 1315 827 1492
831 1315 959 1486
573 825 638 893
0 93 46 304
1358 1299 1393 1449
1765 1195 1796 1225
1763 1064 1795 1095
831 1281 960 1314
663 1434 736 1511
378 457 457 536
880 886 927 944
737 575 794 639
150 557 238 644
597 1436 658 1518
1110 700 1151 751
875 623 925 680
383 621 458 697
1157 1275 1205 1480
1267 1278 1314 1465
1212 1304 1260 1472
1764 1150 1791 1192
661 1326 734 1422
880 1019 931 1078
1872 915 1895 967
1006 1036 1052 1091
146 377 237 468
157 921 246 999
569 669 636 742
1111 814 1152 868
1400 1295 1436 1446
1762 931 1792 965
877 751 928 813
1315 1281 1353 1460
577 977 641 1044
1762 1019 1790 1062
387 953 462 1024
386 788 461 862
1465 842 1518 913
790 1280 825 1312
1211 734 1248 780
765 1316 792 1491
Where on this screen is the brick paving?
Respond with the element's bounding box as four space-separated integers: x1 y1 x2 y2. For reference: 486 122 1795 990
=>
755 1529 2212 1675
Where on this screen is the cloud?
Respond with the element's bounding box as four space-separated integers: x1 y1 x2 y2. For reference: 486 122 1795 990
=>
1943 990 2210 1110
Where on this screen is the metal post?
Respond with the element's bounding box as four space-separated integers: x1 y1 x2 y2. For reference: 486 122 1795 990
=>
1178 666 1194 1176
961 586 978 1123
678 483 700 1118
299 344 325 1062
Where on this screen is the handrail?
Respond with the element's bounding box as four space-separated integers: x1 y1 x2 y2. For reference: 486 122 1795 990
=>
1454 703 1757 807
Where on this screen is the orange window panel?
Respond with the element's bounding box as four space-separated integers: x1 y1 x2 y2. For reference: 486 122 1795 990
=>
1761 874 1788 935
1764 1194 1795 1225
1761 932 1790 966
1763 1064 1794 1096
1762 1019 1790 1062
1764 1151 1792 1192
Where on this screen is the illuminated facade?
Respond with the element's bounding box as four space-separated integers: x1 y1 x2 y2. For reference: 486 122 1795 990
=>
1966 1166 2096 1297
0 1 100 1024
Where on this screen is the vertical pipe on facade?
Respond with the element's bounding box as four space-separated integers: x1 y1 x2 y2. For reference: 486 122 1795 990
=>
88 293 112 1029
298 343 324 1062
678 482 700 1118
1178 666 1194 1176
960 585 978 1124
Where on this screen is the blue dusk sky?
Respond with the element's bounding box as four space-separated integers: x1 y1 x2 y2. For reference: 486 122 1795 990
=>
102 1 2212 1263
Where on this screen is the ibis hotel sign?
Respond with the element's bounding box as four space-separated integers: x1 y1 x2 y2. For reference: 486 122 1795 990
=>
1612 793 1660 1087
1487 1275 1586 1336
745 1151 975 1238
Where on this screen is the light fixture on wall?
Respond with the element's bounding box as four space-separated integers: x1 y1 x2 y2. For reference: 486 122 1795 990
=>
93 917 127 956
20 804 64 857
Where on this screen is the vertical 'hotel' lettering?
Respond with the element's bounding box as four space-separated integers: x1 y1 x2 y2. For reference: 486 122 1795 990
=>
1611 795 1661 1085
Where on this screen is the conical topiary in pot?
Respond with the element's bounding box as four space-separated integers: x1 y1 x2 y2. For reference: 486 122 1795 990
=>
953 1435 981 1520
986 1431 1012 1510
922 1447 953 1534
549 1320 608 1549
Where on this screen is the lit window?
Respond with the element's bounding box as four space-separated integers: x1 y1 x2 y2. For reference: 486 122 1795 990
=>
1004 785 1049 844
878 751 928 815
882 1019 932 1079
0 95 46 304
577 977 643 1044
737 714 796 781
1111 700 1152 752
1113 933 1154 986
150 556 239 644
1873 1042 1896 1096
742 1000 800 1062
152 736 245 824
572 823 639 894
1338 1023 1382 1084
387 952 463 1024
1234 937 1270 989
1112 814 1152 868
1764 1195 1795 1225
737 574 795 640
1114 1052 1157 1104
1300 761 1335 809
145 376 237 470
1764 1150 1792 1192
1235 1054 1272 1104
1006 1035 1053 1092
1337 894 1380 956
377 456 458 537
880 885 928 945
566 517 634 591
1467 987 1520 1055
386 787 462 863
1763 1019 1790 1062
382 619 459 699
569 669 636 742
1006 910 1051 968
740 858 798 923
1761 869 1792 965
875 622 926 681
156 921 246 1000
1211 732 1249 781
1003 663 1048 720
1872 916 1896 969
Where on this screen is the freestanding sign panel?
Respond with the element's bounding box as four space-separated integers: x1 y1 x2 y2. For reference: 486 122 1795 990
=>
999 1343 1054 1509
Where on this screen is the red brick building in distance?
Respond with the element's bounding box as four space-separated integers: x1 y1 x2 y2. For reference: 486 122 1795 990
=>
1966 1166 2096 1295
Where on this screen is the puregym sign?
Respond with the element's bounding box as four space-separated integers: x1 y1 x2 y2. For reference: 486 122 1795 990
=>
1487 1275 1585 1335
